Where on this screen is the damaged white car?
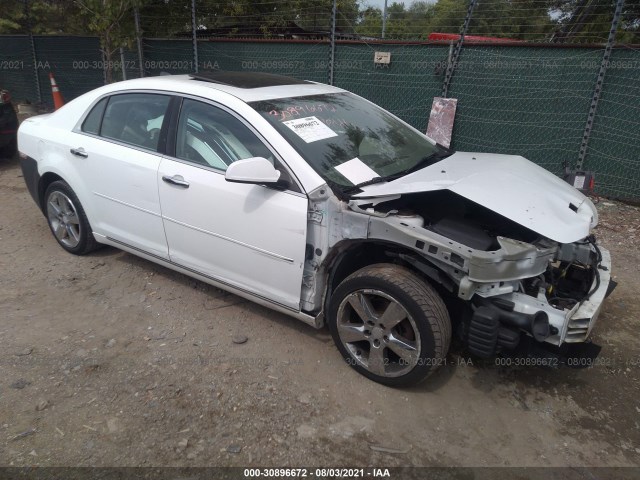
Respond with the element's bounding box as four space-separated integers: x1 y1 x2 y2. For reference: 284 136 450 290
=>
18 72 613 386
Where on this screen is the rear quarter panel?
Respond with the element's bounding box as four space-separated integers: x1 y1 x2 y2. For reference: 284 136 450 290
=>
18 92 100 219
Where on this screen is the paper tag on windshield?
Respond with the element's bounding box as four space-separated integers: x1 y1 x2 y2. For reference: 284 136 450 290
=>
283 116 338 143
335 158 380 185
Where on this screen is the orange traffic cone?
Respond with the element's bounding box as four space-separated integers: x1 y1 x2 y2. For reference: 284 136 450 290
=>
49 73 64 110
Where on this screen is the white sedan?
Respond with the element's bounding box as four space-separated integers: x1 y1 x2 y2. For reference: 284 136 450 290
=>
18 72 612 386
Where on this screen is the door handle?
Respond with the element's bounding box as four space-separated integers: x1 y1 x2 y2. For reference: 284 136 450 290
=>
70 147 88 158
162 175 190 188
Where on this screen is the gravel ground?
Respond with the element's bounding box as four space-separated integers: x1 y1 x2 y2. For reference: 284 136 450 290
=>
0 151 639 469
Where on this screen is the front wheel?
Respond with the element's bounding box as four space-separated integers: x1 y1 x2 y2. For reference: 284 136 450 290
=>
44 180 100 255
327 264 451 387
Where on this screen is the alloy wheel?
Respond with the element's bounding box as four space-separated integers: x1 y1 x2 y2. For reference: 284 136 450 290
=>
46 191 82 248
336 289 421 378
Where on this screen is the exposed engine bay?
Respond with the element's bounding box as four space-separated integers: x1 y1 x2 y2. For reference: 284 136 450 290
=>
303 187 613 358
360 190 542 251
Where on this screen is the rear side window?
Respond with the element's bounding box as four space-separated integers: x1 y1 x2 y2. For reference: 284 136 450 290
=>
100 93 170 151
81 97 107 135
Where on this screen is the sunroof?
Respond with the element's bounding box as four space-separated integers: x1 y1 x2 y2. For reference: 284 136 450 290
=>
189 71 310 89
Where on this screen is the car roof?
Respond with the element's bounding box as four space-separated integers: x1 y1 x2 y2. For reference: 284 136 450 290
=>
104 73 345 103
189 71 311 88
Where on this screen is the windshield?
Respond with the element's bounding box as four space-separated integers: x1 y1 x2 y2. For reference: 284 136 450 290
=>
250 93 446 191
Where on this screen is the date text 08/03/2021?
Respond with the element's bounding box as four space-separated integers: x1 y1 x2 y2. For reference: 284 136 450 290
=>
243 468 392 477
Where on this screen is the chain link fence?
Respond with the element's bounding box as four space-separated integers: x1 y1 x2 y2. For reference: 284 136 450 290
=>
448 45 603 175
585 47 640 200
0 37 638 201
333 42 449 130
0 35 104 106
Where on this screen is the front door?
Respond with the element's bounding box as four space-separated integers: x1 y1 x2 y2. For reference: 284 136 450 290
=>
158 98 308 310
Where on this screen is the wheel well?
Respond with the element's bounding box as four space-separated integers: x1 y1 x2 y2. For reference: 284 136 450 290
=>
325 241 447 302
328 242 397 294
323 240 465 330
38 172 64 211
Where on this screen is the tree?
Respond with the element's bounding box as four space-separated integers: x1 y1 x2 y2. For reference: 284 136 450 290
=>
356 2 433 39
1 0 635 44
75 0 142 83
356 6 383 37
550 0 640 43
0 0 85 35
137 0 192 38
425 0 556 40
403 1 437 39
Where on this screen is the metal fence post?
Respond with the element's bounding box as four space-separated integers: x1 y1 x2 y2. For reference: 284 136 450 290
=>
28 34 41 104
191 0 199 73
382 0 388 39
441 0 479 98
576 0 625 170
24 0 42 104
329 0 337 85
134 7 144 77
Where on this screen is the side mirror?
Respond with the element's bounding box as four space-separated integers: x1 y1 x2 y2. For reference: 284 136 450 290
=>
224 157 281 184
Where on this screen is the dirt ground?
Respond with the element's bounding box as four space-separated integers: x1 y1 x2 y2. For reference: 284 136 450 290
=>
0 150 639 469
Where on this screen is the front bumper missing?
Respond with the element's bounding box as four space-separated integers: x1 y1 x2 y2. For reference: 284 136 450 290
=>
563 247 612 343
486 247 612 346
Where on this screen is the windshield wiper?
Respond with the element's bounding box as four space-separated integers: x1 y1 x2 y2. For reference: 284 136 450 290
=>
343 147 453 195
343 170 406 193
403 147 453 175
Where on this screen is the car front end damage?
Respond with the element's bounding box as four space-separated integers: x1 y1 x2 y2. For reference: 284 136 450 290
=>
301 177 613 359
306 150 615 359
356 202 613 358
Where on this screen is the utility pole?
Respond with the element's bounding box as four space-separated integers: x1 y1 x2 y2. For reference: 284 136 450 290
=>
134 7 144 77
24 0 42 103
382 0 388 39
191 0 199 73
441 0 479 98
576 0 625 169
329 0 337 85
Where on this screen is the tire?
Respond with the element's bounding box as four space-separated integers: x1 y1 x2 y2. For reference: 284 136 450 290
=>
327 263 451 387
44 180 100 255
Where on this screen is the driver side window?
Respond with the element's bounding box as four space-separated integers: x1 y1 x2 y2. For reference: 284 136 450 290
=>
175 99 273 171
174 99 300 192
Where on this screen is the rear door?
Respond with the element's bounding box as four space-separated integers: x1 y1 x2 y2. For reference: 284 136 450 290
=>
68 92 172 258
157 98 308 310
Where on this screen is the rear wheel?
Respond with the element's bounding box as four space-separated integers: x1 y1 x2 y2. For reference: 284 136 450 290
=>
328 263 451 387
44 180 100 255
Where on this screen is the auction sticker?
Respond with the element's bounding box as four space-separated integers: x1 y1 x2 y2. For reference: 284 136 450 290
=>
283 116 338 143
335 158 380 185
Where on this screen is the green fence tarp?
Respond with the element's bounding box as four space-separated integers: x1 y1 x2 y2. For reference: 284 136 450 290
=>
0 36 638 200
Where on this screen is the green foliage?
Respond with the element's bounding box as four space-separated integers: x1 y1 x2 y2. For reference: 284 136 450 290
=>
136 0 360 38
0 0 86 35
551 0 640 43
0 0 636 44
75 0 141 46
74 0 143 82
356 0 558 40
357 6 382 37
428 0 469 34
468 0 557 40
